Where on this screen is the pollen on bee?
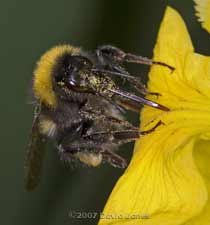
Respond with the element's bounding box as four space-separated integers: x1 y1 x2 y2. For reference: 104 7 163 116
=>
74 152 102 167
39 118 57 138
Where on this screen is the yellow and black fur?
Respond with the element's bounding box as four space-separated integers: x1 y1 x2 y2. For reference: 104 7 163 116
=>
25 44 170 190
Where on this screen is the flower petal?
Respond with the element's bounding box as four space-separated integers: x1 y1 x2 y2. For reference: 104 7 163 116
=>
194 0 210 33
183 140 210 225
98 7 210 225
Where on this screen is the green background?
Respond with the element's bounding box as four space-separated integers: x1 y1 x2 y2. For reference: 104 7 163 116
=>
1 0 209 224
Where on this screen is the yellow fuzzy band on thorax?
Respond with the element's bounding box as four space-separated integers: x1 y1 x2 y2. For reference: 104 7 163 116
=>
33 45 80 108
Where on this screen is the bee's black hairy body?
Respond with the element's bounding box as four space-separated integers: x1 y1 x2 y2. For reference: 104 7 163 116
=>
25 44 170 190
40 88 137 162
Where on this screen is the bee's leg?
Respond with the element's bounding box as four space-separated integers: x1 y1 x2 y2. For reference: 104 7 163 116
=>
83 120 162 144
57 112 162 168
58 127 140 156
57 137 103 167
81 109 136 130
81 109 163 138
56 126 139 168
83 120 163 141
83 129 139 145
140 120 163 134
57 138 123 168
67 121 162 168
96 45 174 71
124 53 175 71
58 143 127 168
57 121 162 168
101 149 127 168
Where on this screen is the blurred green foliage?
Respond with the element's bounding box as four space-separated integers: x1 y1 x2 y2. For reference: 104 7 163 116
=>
0 0 209 224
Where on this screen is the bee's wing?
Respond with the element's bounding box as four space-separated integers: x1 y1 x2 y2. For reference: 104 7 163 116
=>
25 103 46 191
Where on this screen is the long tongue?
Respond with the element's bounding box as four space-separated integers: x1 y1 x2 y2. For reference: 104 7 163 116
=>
108 88 169 111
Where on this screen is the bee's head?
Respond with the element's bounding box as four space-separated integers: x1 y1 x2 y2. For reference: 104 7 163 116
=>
33 45 82 107
33 45 116 108
53 52 116 100
53 53 93 93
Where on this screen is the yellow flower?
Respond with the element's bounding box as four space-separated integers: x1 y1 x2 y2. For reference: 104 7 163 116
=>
98 6 210 225
194 0 210 33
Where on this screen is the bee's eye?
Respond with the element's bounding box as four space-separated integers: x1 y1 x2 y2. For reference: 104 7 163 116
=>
65 63 74 74
54 56 77 84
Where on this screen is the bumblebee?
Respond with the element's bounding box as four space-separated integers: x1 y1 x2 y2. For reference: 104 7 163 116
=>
25 44 172 190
